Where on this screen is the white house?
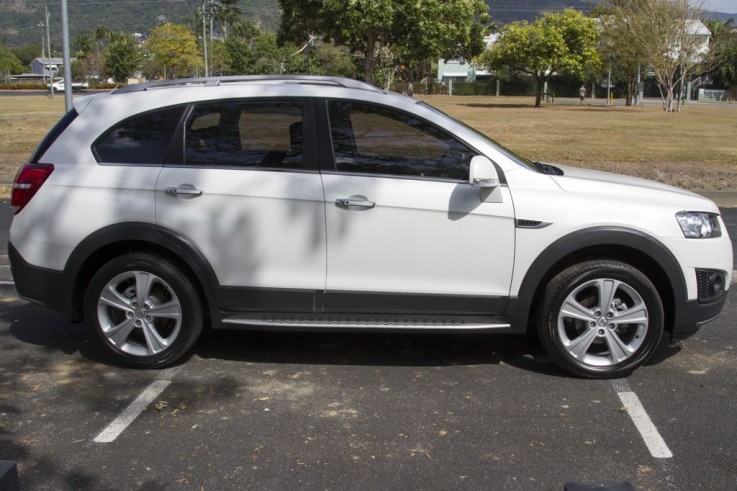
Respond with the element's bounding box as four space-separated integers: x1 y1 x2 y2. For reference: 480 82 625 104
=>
30 57 65 78
437 34 497 83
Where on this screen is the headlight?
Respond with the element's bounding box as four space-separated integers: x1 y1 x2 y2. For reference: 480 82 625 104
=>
676 212 721 238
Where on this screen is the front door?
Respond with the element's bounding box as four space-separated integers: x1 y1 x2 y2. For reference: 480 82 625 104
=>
321 100 515 315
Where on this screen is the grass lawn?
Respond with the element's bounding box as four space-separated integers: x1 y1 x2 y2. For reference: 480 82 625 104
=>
1 93 736 198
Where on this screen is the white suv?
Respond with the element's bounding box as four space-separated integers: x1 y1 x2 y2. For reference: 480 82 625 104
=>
9 75 732 378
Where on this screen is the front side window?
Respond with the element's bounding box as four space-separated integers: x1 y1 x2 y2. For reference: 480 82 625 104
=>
327 100 476 180
185 100 304 169
94 106 184 164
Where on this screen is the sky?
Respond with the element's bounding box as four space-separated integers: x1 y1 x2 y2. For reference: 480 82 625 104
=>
696 0 737 13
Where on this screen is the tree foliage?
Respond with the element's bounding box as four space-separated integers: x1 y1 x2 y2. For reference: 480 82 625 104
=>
279 0 488 86
0 43 23 82
704 18 737 89
143 23 202 79
105 32 140 82
612 0 705 112
480 9 600 107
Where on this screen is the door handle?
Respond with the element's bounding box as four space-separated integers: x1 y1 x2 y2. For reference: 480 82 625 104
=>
164 186 203 197
335 198 375 209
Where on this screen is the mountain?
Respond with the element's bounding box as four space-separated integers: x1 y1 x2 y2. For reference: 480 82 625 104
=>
1 0 734 49
0 0 280 48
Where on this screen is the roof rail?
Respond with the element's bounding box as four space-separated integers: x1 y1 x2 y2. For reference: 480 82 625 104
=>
112 75 383 94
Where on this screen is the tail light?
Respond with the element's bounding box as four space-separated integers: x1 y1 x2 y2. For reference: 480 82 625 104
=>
11 163 54 215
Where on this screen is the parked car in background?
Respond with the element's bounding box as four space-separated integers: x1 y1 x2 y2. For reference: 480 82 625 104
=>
10 75 732 378
47 79 88 92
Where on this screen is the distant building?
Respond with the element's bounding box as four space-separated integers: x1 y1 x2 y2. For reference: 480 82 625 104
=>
437 34 497 83
30 57 65 78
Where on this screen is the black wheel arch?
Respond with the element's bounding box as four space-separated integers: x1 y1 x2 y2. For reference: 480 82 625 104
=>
64 222 219 325
508 227 686 336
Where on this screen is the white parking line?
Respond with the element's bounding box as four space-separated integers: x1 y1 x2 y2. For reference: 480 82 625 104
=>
0 280 15 286
611 379 673 459
93 366 182 443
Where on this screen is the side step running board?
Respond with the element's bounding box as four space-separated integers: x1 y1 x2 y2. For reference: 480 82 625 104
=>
221 314 511 332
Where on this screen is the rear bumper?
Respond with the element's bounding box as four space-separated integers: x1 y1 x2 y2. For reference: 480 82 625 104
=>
8 242 71 318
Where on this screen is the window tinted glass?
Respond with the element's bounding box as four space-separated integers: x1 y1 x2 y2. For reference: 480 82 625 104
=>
95 107 184 164
327 100 475 180
185 100 304 169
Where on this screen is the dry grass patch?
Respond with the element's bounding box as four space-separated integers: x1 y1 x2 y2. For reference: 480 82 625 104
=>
0 96 66 188
0 94 736 199
421 95 737 190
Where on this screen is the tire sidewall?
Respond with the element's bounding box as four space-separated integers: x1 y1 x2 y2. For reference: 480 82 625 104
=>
84 253 203 368
539 260 664 378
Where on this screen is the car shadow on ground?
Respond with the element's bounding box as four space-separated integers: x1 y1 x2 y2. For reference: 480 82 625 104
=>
3 294 683 378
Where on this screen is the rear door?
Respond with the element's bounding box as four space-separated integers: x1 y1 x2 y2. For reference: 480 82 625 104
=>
155 98 326 312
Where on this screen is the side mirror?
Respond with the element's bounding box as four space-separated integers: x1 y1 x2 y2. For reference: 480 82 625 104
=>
469 156 499 188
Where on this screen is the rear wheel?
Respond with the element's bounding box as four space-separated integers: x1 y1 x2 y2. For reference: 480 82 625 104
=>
84 253 203 368
537 260 664 378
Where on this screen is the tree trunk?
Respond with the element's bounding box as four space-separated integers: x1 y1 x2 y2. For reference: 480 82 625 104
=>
534 75 544 107
365 31 375 85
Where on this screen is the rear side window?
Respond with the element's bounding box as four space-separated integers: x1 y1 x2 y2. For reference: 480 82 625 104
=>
94 107 185 164
184 99 304 169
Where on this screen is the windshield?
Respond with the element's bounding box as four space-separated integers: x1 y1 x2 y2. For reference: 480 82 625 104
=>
417 100 540 172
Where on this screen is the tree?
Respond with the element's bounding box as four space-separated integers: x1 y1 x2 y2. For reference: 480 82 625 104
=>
280 0 488 86
216 0 242 38
481 9 600 107
105 32 140 82
615 0 706 112
225 20 294 75
704 18 737 90
277 0 325 46
595 2 648 105
143 23 202 79
0 44 23 82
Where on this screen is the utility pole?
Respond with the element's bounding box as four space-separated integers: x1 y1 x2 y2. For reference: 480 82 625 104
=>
61 0 73 111
38 21 46 88
201 3 209 77
46 6 54 97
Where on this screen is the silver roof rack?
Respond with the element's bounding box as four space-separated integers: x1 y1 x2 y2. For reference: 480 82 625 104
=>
112 75 383 94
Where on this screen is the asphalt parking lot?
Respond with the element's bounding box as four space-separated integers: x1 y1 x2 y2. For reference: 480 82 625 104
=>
1 204 736 490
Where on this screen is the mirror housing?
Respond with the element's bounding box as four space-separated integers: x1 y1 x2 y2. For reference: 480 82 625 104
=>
469 156 499 188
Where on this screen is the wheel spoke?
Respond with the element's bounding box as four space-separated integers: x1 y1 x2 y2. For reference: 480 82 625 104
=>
99 285 133 313
135 271 156 307
147 299 182 319
106 318 137 347
597 278 619 313
565 327 599 360
612 303 648 325
141 321 168 354
604 328 633 363
560 297 596 323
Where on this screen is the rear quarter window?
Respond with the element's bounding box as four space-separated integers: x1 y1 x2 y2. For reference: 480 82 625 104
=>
93 106 185 164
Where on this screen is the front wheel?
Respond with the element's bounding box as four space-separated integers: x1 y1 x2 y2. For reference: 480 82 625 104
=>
84 253 204 368
537 260 664 378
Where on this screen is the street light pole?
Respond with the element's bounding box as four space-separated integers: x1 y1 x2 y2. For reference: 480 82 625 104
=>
201 3 209 77
38 21 46 88
61 0 73 111
46 6 54 97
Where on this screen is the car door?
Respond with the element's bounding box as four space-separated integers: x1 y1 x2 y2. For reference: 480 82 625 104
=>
155 98 326 312
320 99 516 315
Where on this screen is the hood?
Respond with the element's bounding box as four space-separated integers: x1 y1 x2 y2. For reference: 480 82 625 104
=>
548 164 716 210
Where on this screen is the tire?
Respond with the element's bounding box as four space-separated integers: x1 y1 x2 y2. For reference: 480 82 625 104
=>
537 260 664 379
84 253 204 368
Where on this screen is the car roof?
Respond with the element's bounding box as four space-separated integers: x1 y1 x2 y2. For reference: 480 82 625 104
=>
112 75 384 95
